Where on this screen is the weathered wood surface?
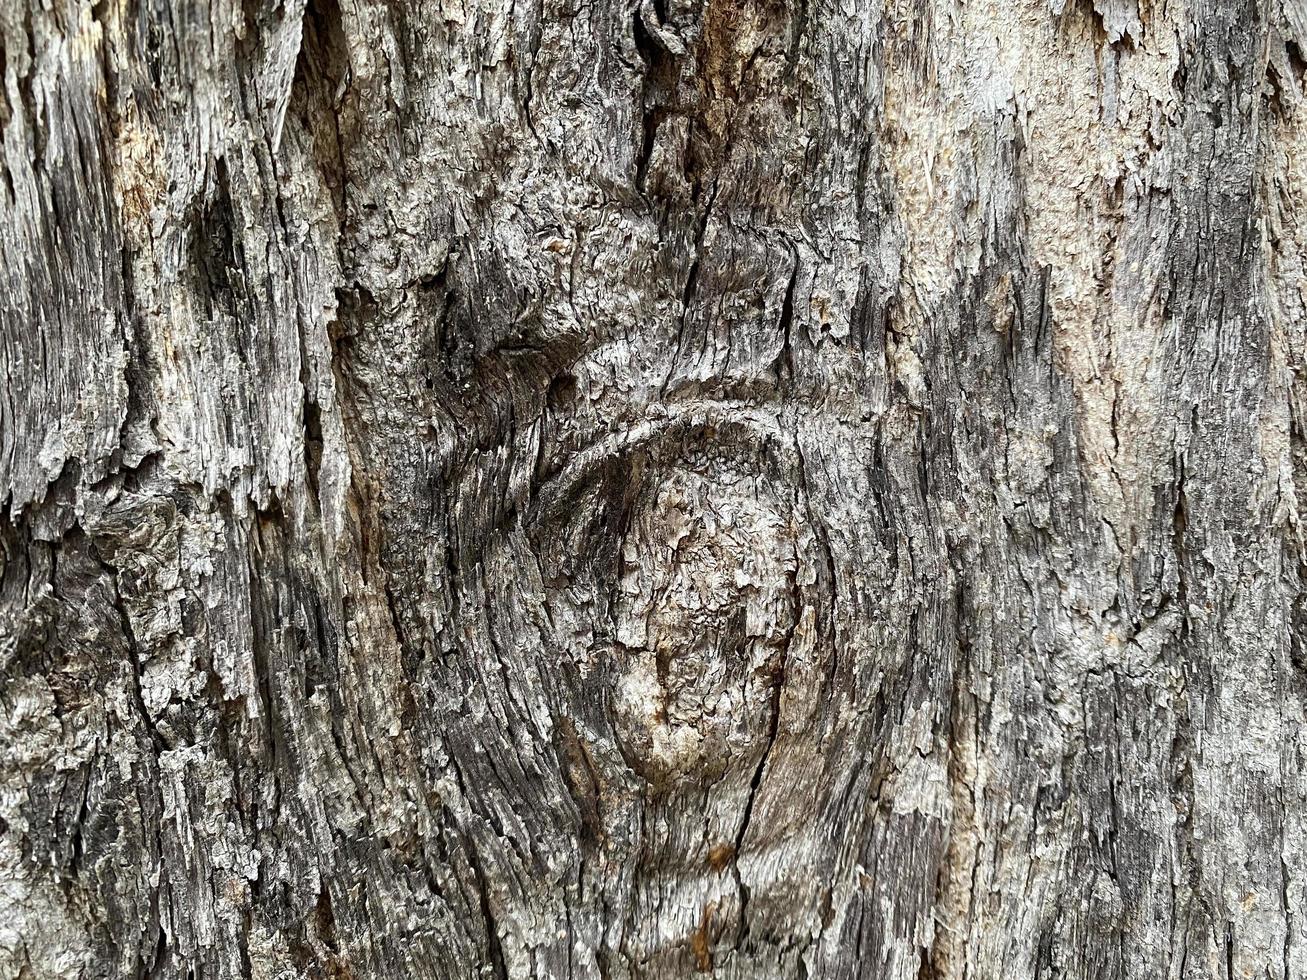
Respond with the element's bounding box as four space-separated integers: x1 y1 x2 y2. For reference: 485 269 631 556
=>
2 0 1306 975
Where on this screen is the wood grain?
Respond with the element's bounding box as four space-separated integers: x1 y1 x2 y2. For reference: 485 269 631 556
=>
2 0 1304 976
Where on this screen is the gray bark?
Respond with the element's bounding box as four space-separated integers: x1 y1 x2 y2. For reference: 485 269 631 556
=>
1 0 1304 976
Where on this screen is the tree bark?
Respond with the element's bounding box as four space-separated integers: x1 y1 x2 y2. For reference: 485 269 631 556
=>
2 0 1304 976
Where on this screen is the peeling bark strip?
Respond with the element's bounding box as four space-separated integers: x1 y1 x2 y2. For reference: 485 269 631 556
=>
1 0 1305 976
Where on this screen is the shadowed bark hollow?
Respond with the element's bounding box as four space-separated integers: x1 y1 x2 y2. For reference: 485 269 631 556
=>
3 0 1307 977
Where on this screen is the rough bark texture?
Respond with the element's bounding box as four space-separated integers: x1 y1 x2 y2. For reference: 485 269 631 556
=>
2 0 1305 976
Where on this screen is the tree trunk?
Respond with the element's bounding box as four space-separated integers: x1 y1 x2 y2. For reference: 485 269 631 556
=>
2 0 1304 976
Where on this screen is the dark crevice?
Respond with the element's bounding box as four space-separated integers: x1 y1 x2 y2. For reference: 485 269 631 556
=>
291 0 351 223
315 887 340 953
520 0 546 143
302 385 324 505
732 565 794 947
785 0 808 73
190 157 243 321
632 1 681 197
466 837 509 980
661 179 720 397
89 541 168 754
636 105 670 194
776 248 799 383
1287 39 1306 85
64 760 94 882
